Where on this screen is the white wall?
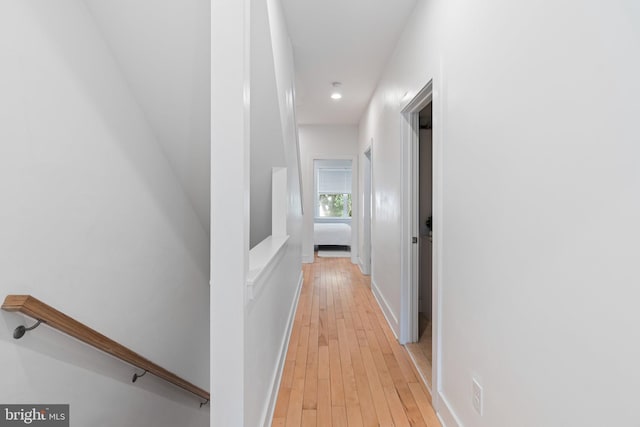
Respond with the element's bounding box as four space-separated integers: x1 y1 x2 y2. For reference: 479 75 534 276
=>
360 0 640 426
0 2 209 426
249 0 287 247
210 0 248 423
83 0 212 232
299 125 359 263
211 0 303 425
245 0 304 426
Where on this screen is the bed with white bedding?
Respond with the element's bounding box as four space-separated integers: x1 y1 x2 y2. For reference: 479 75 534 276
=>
313 222 351 247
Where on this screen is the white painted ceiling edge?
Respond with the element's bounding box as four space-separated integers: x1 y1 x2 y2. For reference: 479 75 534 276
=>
83 0 211 232
280 0 418 124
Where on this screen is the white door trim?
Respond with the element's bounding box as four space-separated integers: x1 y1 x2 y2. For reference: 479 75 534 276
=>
361 145 372 275
399 79 443 410
400 81 433 344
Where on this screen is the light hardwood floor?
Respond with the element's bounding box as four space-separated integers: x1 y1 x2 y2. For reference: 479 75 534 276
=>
405 315 433 387
272 255 441 427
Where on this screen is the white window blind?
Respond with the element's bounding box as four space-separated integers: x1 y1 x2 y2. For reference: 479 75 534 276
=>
318 168 352 194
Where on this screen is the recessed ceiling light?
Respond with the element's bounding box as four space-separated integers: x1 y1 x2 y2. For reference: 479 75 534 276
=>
330 81 342 100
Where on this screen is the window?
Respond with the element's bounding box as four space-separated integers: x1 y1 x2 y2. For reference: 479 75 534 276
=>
318 193 352 218
315 160 352 218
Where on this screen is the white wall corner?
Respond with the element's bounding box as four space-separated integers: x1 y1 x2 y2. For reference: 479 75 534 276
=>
357 257 370 275
357 258 366 274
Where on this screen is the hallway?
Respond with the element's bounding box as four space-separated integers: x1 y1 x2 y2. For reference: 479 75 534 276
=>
272 256 440 426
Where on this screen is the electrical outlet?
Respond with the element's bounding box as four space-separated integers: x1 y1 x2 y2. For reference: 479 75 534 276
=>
472 378 483 415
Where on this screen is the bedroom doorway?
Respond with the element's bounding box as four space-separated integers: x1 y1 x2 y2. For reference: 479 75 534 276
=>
313 159 354 259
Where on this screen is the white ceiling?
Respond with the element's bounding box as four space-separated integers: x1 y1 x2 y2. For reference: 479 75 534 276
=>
84 0 211 231
281 0 418 124
81 0 417 228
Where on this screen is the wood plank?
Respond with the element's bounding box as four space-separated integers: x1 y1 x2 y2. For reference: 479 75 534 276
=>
350 296 364 331
318 345 330 380
337 319 359 408
395 382 427 427
1 294 209 400
360 346 394 426
303 332 319 409
350 350 378 427
287 318 301 362
303 289 320 410
293 326 311 387
273 387 291 420
301 268 314 327
356 329 369 348
329 338 345 406
317 378 332 427
365 329 394 389
409 382 441 427
369 311 394 355
318 268 328 347
285 387 304 427
281 350 296 389
384 386 411 427
286 323 310 427
384 353 426 426
332 405 348 427
393 344 420 384
333 267 344 321
301 409 317 427
346 404 364 427
326 271 338 341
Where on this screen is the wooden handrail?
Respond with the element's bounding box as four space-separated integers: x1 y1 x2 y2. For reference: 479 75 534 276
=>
2 295 209 403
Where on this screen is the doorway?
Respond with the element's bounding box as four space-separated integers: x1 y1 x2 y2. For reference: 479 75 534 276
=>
405 102 433 387
313 158 354 258
398 79 441 402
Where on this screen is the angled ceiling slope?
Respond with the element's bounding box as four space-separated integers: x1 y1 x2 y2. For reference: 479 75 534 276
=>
84 0 211 231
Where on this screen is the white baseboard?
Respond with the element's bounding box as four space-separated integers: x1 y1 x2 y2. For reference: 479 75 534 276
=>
262 270 304 427
370 279 399 339
437 391 463 427
302 254 314 264
351 255 358 265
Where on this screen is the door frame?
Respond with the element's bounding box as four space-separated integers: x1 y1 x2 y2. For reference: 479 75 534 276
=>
399 79 442 404
361 145 373 275
307 154 358 264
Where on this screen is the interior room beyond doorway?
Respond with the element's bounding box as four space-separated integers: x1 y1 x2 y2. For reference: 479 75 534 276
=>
405 101 433 387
